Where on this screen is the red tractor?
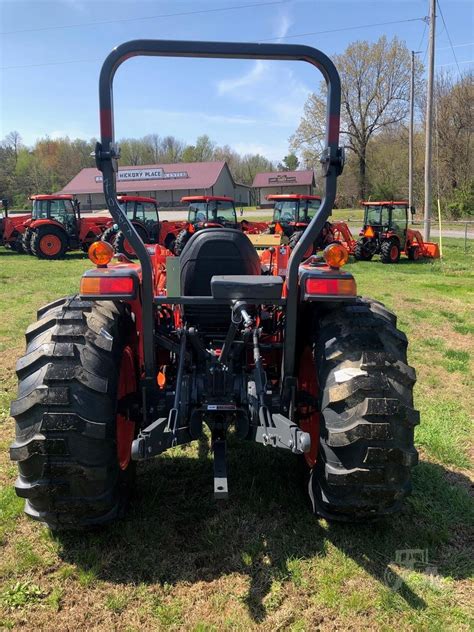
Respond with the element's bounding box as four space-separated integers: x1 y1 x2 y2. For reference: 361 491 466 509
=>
9 39 418 530
0 199 30 252
355 200 440 263
102 195 185 257
174 195 266 254
266 194 356 254
22 194 111 259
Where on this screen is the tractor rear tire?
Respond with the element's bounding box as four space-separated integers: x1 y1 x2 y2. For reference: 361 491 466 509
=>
9 297 138 530
310 298 419 521
114 226 148 259
174 229 191 255
380 240 400 264
101 226 118 247
354 241 374 261
22 229 34 255
31 226 67 260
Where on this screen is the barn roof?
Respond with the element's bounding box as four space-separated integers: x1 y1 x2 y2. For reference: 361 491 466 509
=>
58 161 231 195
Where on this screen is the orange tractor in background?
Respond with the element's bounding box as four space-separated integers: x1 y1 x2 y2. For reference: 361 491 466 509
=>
0 198 30 252
265 194 356 254
22 194 111 259
355 200 440 263
174 195 267 254
101 195 185 257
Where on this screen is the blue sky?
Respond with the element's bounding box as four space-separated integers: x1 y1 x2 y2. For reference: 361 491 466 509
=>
1 0 472 162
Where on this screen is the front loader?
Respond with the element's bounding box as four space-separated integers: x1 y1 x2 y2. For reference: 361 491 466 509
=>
9 40 419 530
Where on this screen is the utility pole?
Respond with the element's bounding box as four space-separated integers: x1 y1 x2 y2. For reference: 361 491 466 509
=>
423 0 436 241
409 50 415 216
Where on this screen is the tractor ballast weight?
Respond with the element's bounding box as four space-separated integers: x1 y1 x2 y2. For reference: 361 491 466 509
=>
10 40 419 529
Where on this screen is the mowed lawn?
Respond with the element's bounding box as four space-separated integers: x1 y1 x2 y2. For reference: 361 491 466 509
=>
0 240 472 631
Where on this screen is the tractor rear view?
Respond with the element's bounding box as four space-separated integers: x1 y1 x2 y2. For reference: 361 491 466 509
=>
9 39 419 530
355 201 440 263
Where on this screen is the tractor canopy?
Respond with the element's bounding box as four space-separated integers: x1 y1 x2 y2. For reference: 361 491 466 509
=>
181 195 237 227
362 201 409 237
117 195 158 223
30 195 77 226
267 194 322 226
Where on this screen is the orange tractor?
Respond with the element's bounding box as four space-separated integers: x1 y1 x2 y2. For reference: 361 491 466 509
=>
101 195 185 257
266 194 356 254
22 194 111 259
0 198 30 252
355 200 440 263
174 195 266 254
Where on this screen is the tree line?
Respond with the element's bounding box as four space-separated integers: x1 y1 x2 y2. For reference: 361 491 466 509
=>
291 36 473 217
1 35 472 216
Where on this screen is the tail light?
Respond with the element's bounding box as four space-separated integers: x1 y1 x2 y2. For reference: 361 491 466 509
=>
80 275 135 296
305 277 356 297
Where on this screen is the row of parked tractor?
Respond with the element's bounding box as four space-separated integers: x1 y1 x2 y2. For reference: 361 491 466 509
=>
0 193 439 263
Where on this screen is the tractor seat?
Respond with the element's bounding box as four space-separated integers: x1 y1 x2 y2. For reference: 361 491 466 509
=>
180 228 261 332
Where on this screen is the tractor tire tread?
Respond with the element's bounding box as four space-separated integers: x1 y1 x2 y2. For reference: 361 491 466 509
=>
310 297 418 521
9 295 135 530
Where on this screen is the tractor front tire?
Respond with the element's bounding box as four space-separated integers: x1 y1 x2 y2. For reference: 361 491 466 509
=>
310 298 419 521
408 246 421 261
31 226 67 260
10 297 138 530
354 241 374 261
174 229 191 255
380 240 400 264
22 229 34 255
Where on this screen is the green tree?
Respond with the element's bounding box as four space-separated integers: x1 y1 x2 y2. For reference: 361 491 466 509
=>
291 36 422 199
277 153 300 171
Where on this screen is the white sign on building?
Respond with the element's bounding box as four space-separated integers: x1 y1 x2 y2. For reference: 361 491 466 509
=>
95 168 189 183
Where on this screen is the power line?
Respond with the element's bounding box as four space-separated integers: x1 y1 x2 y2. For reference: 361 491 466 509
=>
1 16 426 70
258 17 424 42
0 1 287 36
436 0 461 74
437 59 474 67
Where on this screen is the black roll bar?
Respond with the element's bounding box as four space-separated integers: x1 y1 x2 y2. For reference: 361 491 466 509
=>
96 39 343 382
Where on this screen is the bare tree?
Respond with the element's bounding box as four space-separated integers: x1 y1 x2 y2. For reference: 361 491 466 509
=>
291 36 422 199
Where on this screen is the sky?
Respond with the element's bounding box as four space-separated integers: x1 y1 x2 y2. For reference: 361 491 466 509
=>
0 0 473 162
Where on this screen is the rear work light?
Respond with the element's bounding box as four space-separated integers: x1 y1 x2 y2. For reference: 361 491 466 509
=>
80 275 135 297
305 277 356 297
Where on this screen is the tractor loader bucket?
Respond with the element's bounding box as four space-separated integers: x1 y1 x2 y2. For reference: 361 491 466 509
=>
422 242 440 258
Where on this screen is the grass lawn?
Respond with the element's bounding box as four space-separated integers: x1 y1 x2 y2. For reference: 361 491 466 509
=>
0 240 473 631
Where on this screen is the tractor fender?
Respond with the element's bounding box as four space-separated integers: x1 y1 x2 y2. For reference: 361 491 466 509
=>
29 218 66 232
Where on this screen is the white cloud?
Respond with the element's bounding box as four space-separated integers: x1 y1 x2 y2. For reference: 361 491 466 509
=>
136 108 258 126
233 141 288 163
216 60 268 96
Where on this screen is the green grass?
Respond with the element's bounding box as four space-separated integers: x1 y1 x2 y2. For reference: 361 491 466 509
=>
0 240 472 630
